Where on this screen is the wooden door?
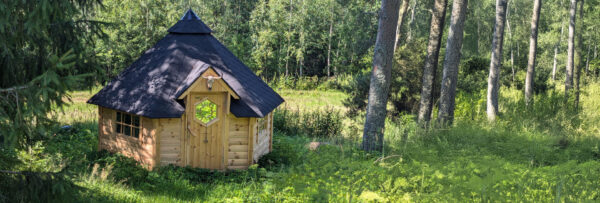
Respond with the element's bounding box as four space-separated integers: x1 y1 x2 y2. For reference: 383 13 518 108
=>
186 93 226 169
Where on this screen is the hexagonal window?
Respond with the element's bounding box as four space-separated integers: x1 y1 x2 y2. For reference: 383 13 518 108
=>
195 99 218 125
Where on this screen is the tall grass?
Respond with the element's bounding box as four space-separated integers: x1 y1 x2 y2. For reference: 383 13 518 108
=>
3 81 600 202
274 107 343 139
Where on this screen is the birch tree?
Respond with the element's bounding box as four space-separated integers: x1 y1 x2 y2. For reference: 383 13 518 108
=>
552 22 564 80
486 0 509 121
394 0 411 52
565 0 577 95
524 0 542 106
574 0 584 108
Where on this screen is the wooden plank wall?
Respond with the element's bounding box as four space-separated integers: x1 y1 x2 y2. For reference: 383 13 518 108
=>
253 112 273 162
227 116 250 169
97 106 157 168
157 118 183 166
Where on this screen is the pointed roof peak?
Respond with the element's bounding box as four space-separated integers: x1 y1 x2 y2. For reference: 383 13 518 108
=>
181 9 200 20
168 9 212 34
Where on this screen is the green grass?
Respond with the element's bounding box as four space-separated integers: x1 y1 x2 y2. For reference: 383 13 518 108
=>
9 82 600 202
277 89 348 111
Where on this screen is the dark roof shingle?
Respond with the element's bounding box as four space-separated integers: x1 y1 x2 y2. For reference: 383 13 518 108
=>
88 9 283 118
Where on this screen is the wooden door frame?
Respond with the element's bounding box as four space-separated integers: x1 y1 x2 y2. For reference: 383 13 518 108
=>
185 91 229 169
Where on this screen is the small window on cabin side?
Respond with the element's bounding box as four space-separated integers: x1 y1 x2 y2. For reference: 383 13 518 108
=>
195 99 217 125
115 112 141 138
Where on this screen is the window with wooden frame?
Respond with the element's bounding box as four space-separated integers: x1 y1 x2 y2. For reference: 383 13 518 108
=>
115 111 141 138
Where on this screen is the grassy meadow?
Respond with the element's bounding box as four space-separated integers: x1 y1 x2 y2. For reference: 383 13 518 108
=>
9 81 600 202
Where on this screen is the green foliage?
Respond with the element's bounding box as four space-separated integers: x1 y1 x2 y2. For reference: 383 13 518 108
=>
274 107 342 138
510 65 555 94
4 82 600 201
342 70 371 117
0 127 94 203
589 59 600 76
389 39 427 113
0 0 103 88
0 51 90 149
194 100 218 124
0 170 77 203
343 39 427 116
258 135 306 169
458 57 489 94
90 151 149 186
93 0 184 81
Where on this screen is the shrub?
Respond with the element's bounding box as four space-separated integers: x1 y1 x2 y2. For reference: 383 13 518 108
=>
90 151 149 185
343 39 427 116
153 164 252 184
342 70 371 117
0 170 76 202
458 57 489 94
258 135 306 169
273 107 342 138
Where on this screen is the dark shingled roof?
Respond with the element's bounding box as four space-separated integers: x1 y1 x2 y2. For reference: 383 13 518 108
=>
88 9 283 118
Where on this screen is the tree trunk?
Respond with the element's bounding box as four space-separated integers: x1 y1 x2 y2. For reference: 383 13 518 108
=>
524 0 542 106
438 0 469 125
565 0 576 95
394 0 411 52
417 0 448 125
327 15 333 77
511 49 515 82
285 0 293 77
486 0 509 121
586 44 591 73
362 0 401 152
300 59 304 77
574 0 584 109
552 22 564 80
406 0 417 42
506 2 515 82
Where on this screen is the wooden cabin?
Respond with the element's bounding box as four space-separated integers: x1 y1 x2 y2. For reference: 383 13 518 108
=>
88 10 284 170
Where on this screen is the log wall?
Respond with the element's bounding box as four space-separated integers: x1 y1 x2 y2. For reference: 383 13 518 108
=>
253 112 273 162
97 106 157 168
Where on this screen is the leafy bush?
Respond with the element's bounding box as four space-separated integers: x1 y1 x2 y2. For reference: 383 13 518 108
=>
343 39 427 116
258 135 306 169
90 151 149 185
43 125 97 171
0 170 76 203
341 70 371 117
458 57 489 94
590 59 600 77
273 107 342 138
153 164 253 184
502 61 554 94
